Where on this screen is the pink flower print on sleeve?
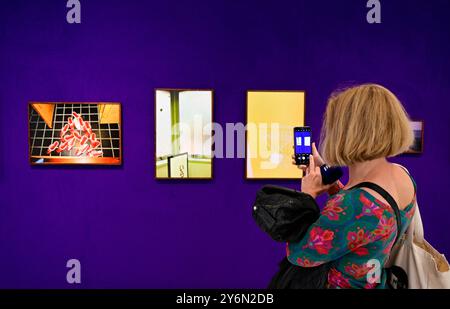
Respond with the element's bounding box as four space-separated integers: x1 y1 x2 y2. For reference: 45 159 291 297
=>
296 257 324 267
323 195 345 221
302 227 335 255
347 228 371 256
328 268 351 289
373 216 396 241
344 263 372 279
355 193 384 220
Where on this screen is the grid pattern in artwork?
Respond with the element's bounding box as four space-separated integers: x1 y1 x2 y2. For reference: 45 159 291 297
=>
29 104 120 158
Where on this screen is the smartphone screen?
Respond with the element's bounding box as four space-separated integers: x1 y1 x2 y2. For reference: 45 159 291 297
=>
294 127 312 165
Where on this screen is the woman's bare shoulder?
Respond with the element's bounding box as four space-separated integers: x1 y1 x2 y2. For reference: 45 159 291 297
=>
376 163 415 210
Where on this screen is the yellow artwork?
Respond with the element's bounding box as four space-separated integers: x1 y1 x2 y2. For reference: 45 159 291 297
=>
246 91 305 179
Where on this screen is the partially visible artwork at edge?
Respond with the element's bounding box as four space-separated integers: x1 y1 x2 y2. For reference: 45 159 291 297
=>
28 102 122 165
405 120 424 154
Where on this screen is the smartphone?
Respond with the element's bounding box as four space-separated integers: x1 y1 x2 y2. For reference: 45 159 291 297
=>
294 126 312 165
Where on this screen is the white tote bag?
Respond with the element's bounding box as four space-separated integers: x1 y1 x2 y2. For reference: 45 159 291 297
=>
388 202 450 288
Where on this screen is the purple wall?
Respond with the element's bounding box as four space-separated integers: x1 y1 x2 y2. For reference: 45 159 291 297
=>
0 0 449 288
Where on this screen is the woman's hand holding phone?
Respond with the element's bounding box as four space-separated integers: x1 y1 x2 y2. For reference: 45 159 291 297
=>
291 142 324 170
292 142 336 198
299 154 333 199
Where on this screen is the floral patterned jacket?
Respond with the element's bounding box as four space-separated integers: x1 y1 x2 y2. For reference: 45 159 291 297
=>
287 180 416 289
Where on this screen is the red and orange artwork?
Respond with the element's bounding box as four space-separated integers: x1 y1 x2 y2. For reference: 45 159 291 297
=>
29 102 122 165
47 112 104 158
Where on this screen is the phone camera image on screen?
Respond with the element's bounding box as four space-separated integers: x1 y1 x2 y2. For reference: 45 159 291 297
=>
294 127 311 165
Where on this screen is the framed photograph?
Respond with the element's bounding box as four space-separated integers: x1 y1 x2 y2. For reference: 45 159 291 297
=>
246 91 305 179
406 120 424 154
28 102 122 165
155 89 213 179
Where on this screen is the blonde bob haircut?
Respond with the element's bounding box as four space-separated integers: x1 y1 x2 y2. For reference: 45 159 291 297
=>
319 84 413 166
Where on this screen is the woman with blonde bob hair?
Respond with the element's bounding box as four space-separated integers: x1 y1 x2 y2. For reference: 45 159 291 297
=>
288 84 416 289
